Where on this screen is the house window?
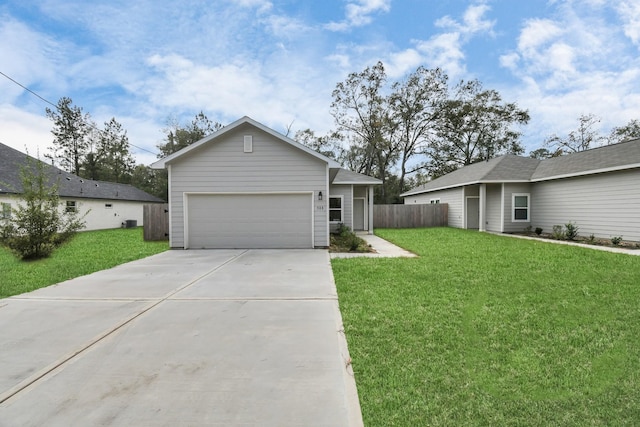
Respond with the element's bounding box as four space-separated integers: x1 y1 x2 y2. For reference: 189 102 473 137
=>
430 199 440 204
329 196 343 222
105 203 113 209
66 201 77 213
1 202 11 219
512 193 530 222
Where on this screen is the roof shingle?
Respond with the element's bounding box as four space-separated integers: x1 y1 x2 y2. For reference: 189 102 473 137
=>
0 143 164 203
401 138 640 197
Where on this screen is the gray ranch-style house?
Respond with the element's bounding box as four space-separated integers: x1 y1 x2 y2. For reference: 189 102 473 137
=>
0 142 164 230
401 138 640 242
152 116 381 249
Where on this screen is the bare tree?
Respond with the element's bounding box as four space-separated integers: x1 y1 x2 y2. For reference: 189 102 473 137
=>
544 114 605 154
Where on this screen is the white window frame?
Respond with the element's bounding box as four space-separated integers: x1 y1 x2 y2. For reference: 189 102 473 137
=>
430 198 440 204
329 195 344 223
1 202 11 219
66 200 77 213
512 193 530 222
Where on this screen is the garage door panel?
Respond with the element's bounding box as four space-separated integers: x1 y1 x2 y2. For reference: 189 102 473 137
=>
187 194 312 249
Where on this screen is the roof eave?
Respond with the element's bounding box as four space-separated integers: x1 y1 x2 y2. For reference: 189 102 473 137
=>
400 179 531 197
531 163 640 182
152 116 339 169
332 180 382 185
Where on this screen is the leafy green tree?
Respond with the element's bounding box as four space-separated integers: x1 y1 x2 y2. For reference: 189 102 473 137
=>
82 126 102 180
130 165 167 201
544 113 604 154
0 156 85 260
157 111 222 157
45 97 91 175
528 147 561 159
96 118 135 183
609 119 640 144
293 129 340 159
388 66 448 193
427 79 529 177
331 61 399 202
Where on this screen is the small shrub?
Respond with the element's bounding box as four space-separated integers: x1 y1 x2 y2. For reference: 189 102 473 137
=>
552 225 565 240
564 222 579 241
611 236 623 246
524 225 532 234
535 227 543 236
335 222 351 237
1 157 85 260
587 234 596 244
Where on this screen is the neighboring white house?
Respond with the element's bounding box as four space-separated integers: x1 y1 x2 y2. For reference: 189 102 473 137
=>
400 138 640 241
151 116 381 249
0 142 164 231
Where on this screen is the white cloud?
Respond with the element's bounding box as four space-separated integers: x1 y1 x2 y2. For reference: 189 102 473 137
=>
141 53 336 138
617 1 640 45
493 1 640 152
0 105 53 158
385 48 424 78
415 33 466 79
436 3 495 35
325 0 391 31
408 2 495 79
0 17 67 101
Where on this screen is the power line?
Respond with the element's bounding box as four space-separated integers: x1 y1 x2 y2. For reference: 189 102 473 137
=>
0 70 158 156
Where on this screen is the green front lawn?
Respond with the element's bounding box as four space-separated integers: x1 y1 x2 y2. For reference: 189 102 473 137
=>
332 228 640 426
0 227 168 298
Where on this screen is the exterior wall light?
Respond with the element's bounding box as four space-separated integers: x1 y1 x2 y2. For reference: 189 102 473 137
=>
318 191 323 201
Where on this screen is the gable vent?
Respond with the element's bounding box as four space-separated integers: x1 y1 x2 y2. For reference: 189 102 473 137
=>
244 135 253 153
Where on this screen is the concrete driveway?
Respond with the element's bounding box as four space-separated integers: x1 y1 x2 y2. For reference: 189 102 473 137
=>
0 250 362 426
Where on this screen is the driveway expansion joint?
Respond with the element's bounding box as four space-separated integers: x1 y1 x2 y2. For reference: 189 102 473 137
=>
0 249 250 405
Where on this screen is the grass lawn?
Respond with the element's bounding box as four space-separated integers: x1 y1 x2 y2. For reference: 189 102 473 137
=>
332 227 640 426
0 227 168 298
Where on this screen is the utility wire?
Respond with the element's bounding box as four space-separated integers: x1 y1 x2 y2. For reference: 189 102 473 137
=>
0 70 158 156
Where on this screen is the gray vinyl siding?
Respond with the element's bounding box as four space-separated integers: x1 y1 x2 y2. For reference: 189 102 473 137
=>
329 184 352 232
169 125 328 248
503 183 532 233
485 184 502 232
531 169 640 241
404 187 464 228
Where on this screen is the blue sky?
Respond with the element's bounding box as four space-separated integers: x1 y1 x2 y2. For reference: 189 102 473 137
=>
1 0 639 167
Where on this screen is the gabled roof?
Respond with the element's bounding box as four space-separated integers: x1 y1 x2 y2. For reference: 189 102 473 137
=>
151 116 342 169
401 138 640 197
331 168 382 185
401 155 539 196
531 138 640 181
0 143 164 203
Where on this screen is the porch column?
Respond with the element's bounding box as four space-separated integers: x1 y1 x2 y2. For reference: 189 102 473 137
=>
368 185 374 234
479 183 486 232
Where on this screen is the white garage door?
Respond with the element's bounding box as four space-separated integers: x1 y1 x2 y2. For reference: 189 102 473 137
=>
186 193 313 249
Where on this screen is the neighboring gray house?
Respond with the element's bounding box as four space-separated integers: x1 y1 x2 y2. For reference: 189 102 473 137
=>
0 142 164 230
401 138 640 241
151 116 381 249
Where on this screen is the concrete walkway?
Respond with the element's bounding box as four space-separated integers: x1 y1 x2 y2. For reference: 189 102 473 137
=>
0 250 363 426
330 233 417 259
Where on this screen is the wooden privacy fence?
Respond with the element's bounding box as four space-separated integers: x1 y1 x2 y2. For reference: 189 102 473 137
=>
374 204 448 228
143 203 169 241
